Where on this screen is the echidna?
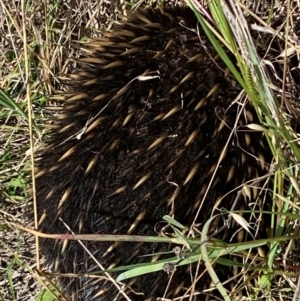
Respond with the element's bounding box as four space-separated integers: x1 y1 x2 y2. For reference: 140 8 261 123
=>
36 5 270 301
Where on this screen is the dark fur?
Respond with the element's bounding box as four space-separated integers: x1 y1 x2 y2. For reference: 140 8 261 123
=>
36 6 270 300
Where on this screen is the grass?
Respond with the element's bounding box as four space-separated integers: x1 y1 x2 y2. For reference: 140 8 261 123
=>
1 0 300 300
186 0 300 300
0 1 137 300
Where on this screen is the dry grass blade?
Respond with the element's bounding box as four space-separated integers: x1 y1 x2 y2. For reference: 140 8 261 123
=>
0 1 137 300
2 0 300 300
186 0 300 300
